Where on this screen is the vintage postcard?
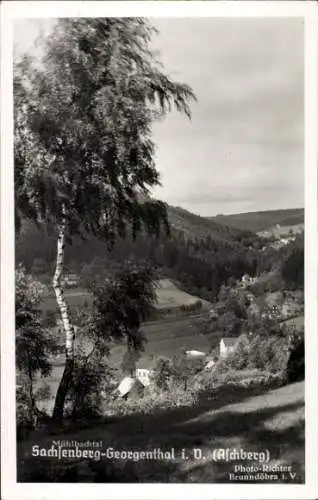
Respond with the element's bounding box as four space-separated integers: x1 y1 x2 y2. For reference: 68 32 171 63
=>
1 1 317 499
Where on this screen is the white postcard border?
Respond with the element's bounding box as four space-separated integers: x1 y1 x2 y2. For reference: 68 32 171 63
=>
1 2 317 499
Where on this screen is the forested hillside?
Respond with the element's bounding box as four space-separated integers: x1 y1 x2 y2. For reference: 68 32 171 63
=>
210 208 304 233
16 204 265 303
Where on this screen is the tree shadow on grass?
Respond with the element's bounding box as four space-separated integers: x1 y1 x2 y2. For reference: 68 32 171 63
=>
174 417 305 483
100 381 289 436
18 383 304 483
18 380 287 456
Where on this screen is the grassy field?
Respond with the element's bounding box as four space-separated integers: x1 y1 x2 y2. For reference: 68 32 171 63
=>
36 313 212 411
40 288 93 314
36 278 213 411
40 279 209 315
155 279 210 309
18 381 305 483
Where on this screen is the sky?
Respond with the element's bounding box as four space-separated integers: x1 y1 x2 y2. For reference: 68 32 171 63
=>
14 17 304 216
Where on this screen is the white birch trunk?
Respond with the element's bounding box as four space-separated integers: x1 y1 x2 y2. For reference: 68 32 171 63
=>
52 206 74 358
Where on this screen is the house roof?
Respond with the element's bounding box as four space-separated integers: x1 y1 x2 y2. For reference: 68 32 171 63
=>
116 376 145 396
264 291 284 306
220 337 238 347
204 359 216 370
136 357 158 370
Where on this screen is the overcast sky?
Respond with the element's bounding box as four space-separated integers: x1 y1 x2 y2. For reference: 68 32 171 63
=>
14 17 304 216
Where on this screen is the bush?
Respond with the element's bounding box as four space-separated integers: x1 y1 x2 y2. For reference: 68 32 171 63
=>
16 266 55 430
103 384 199 417
171 353 205 390
247 335 289 373
212 332 289 375
35 383 52 401
194 366 286 395
43 310 56 328
16 384 34 430
281 241 304 290
151 356 173 391
66 351 114 419
286 335 304 383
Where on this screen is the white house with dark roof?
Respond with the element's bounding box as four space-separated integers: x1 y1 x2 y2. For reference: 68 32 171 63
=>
62 273 80 287
135 357 157 387
136 368 152 387
114 376 145 399
204 358 217 370
219 337 238 358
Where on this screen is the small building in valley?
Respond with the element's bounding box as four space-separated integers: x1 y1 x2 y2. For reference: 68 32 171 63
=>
115 358 157 398
136 368 152 387
185 350 206 359
209 307 218 320
62 273 80 288
204 358 217 370
114 376 146 400
219 337 238 358
135 358 157 387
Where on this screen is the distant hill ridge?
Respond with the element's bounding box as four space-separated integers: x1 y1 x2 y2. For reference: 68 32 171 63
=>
208 208 304 233
166 204 255 241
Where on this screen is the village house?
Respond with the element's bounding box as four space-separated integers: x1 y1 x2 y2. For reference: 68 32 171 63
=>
247 302 261 320
245 292 256 304
62 273 80 288
209 307 218 320
136 368 152 387
114 357 157 398
219 337 238 358
261 291 285 319
185 350 206 358
259 230 272 239
204 350 219 370
240 274 257 289
261 304 280 320
204 359 216 370
214 301 227 316
114 376 146 400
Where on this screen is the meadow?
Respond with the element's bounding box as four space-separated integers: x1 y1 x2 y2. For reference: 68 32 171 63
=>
40 279 209 315
37 313 212 412
36 280 212 410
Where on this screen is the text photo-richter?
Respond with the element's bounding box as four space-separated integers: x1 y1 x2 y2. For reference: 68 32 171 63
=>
14 16 304 483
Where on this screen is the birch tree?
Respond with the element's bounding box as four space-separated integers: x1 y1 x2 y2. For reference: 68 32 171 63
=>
14 18 196 419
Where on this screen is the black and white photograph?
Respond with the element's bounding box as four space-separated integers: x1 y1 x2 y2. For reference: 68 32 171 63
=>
1 1 318 499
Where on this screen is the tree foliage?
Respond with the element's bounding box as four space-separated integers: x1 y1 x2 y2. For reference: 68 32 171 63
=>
14 18 196 419
15 266 57 425
151 356 173 391
286 326 304 383
171 352 204 390
14 18 196 242
91 261 158 352
64 262 159 415
16 266 53 378
281 238 304 290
